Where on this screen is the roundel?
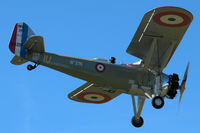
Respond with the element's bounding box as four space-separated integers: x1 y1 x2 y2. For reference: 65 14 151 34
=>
77 92 111 103
95 63 106 72
153 11 191 27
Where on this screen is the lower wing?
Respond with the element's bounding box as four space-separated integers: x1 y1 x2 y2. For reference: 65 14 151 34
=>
68 82 122 104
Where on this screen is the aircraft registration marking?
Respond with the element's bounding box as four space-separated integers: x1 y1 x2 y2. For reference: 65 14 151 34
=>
69 60 83 66
43 55 52 64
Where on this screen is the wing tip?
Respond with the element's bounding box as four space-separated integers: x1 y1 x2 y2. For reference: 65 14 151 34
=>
148 6 193 27
152 6 193 20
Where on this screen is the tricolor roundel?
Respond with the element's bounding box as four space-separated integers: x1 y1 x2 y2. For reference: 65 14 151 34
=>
95 63 106 72
77 92 111 103
153 11 191 27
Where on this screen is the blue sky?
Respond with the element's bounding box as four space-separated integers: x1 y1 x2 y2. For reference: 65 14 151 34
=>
0 0 200 132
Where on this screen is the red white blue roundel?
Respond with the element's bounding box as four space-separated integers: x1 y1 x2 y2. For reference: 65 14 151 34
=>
95 63 106 72
77 92 111 103
153 11 191 27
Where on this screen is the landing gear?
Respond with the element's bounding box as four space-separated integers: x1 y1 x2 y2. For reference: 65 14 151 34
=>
151 74 165 109
131 116 144 127
27 63 38 71
152 96 164 109
130 95 145 127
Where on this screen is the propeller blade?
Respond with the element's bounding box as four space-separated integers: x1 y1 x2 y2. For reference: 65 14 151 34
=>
179 62 190 105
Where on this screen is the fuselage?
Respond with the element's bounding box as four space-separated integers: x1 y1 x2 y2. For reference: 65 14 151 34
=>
26 52 170 97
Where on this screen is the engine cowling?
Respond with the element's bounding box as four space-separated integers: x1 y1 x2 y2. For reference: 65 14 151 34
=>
167 73 179 99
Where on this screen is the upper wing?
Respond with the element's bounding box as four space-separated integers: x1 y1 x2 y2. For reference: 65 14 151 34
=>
126 6 193 71
68 82 122 104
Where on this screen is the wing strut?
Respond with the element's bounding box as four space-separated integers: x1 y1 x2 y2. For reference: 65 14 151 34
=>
138 37 164 98
160 41 176 71
139 38 157 84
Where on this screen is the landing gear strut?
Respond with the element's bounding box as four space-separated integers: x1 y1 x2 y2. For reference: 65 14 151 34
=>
131 95 145 127
151 74 165 109
27 63 38 71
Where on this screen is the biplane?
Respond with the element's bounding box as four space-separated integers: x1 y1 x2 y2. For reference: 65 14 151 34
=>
9 6 193 127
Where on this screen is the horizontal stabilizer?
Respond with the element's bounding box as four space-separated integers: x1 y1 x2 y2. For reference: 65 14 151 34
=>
23 36 45 53
10 56 27 65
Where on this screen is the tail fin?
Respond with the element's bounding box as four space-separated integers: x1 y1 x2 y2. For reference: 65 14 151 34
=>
9 22 35 58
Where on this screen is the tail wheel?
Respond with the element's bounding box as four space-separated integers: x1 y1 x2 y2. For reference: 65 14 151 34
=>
27 64 33 71
152 96 164 109
27 63 38 71
131 116 144 127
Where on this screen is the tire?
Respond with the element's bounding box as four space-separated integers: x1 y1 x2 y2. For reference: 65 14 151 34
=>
131 116 144 127
27 64 33 71
152 96 164 109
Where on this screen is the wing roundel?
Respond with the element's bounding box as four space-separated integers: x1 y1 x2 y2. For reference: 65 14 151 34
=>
68 82 122 104
126 6 193 71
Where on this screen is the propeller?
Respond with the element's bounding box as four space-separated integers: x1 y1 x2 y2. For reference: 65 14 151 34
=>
179 62 190 105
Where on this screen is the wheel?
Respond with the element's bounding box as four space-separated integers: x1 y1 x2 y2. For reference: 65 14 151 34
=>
27 64 33 71
152 96 164 109
131 116 144 127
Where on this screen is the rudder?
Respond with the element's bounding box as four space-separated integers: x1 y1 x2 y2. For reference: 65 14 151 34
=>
9 22 35 58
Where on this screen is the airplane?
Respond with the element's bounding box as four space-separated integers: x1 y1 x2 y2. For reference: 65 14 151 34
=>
8 6 193 127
